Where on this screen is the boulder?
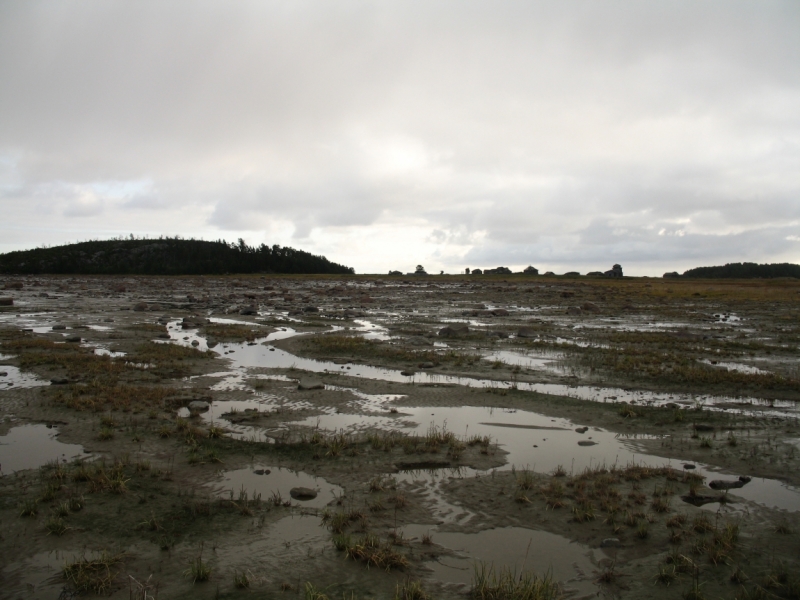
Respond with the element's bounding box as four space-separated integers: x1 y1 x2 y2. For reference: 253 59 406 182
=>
580 302 599 313
50 378 69 385
133 302 149 312
3 281 23 290
297 378 324 390
65 335 82 343
517 327 538 338
709 476 751 491
577 440 597 446
52 324 67 330
239 305 258 315
0 298 13 306
566 306 582 315
400 370 416 376
575 427 588 433
289 487 318 500
438 324 469 338
491 308 509 316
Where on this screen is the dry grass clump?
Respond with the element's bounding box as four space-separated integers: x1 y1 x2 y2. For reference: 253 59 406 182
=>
63 551 126 594
54 382 177 412
333 534 410 571
472 562 561 600
202 323 262 342
394 579 431 600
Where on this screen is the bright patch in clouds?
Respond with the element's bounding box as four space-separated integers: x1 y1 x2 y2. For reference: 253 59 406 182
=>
1 1 799 274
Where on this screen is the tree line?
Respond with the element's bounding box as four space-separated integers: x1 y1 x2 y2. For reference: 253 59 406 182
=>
0 238 355 275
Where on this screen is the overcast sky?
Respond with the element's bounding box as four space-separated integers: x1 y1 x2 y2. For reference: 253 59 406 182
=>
1 1 799 275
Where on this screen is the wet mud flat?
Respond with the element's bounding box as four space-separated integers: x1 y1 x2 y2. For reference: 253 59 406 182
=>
0 274 799 599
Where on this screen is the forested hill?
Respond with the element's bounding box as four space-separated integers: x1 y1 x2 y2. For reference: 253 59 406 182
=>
0 238 355 275
682 262 800 279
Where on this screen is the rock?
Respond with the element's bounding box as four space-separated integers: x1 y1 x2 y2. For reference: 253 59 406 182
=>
3 281 23 290
682 493 729 507
566 306 582 315
600 538 621 548
65 335 82 343
491 308 509 316
289 487 317 500
577 440 597 446
158 333 171 339
517 327 538 338
580 302 599 313
52 324 67 330
253 469 271 475
400 370 416 376
239 306 258 315
188 400 210 412
575 427 588 433
133 302 149 311
438 324 469 337
302 306 319 312
148 303 161 311
683 463 696 470
297 378 324 390
50 378 69 385
0 371 7 376
418 362 435 369
191 340 199 346
709 477 751 491
0 298 13 306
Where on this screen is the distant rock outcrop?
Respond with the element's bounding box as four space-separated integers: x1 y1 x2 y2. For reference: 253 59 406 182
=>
604 264 623 277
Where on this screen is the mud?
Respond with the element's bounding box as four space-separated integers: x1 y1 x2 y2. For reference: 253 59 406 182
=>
0 274 799 599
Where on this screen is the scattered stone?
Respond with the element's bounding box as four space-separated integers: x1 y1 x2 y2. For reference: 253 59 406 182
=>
438 324 469 337
0 298 13 306
158 333 171 339
188 400 210 412
302 306 319 312
133 302 149 311
418 362 435 369
517 327 538 338
577 440 597 446
65 335 81 343
600 538 621 548
3 281 23 290
709 477 751 491
191 340 199 346
0 371 7 376
290 487 317 500
52 324 67 330
575 427 588 433
566 306 582 315
253 469 271 475
400 370 416 376
491 308 509 316
682 493 729 507
297 378 324 390
239 306 258 315
580 302 599 313
683 463 696 470
50 378 69 385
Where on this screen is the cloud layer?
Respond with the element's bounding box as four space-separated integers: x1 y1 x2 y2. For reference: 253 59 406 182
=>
1 1 799 274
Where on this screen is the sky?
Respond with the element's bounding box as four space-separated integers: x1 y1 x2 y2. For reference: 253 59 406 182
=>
1 1 799 276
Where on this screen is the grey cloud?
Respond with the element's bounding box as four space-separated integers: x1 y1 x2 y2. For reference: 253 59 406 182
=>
0 1 798 273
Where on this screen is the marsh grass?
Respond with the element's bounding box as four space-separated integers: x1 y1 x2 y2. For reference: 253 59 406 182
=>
472 562 561 599
394 579 430 600
63 551 126 594
184 544 212 583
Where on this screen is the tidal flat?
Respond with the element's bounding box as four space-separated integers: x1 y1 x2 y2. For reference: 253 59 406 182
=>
0 274 799 599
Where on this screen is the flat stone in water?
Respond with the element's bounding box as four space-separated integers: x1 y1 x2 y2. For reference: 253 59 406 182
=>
578 440 597 446
290 487 318 500
683 463 696 469
297 378 324 390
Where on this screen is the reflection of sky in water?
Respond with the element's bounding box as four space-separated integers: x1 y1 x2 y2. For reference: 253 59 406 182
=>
402 524 600 596
209 465 342 509
0 365 49 389
166 323 800 511
0 424 89 472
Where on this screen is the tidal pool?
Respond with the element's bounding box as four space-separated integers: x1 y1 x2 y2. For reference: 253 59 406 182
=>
210 465 343 509
0 424 89 473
